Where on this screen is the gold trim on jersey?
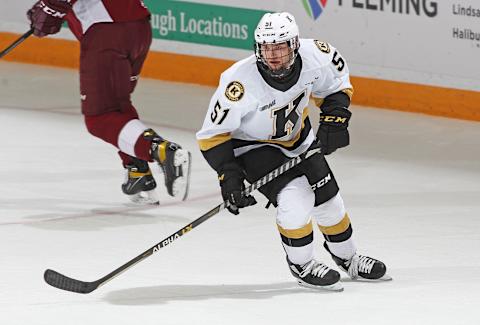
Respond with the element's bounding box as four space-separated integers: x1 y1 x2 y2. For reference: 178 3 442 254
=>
342 88 354 99
277 222 313 239
261 107 309 147
198 133 232 151
311 88 354 108
318 214 351 235
312 97 324 107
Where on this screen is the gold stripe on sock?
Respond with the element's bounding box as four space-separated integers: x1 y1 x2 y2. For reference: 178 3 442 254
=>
318 214 351 235
277 222 313 239
129 170 152 178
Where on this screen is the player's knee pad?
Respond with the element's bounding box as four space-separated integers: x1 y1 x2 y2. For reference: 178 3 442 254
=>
276 176 315 229
311 192 346 227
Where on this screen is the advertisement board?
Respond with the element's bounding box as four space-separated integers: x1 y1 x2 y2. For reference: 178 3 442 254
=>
146 1 266 50
143 0 479 92
0 0 478 120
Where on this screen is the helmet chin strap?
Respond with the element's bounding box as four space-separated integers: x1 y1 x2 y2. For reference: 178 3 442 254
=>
266 63 294 79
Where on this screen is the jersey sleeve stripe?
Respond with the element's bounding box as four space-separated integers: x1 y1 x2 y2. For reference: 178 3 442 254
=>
311 87 354 108
198 133 232 151
312 96 325 108
342 88 354 99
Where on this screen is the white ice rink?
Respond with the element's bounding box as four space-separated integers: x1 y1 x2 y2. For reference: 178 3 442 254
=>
1 61 479 325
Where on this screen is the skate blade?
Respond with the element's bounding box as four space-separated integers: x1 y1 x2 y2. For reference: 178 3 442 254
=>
172 150 192 201
378 274 393 281
348 274 393 282
297 280 344 292
127 190 160 205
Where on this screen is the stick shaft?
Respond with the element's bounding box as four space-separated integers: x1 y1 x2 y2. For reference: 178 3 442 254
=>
45 147 321 293
96 150 322 286
0 30 34 59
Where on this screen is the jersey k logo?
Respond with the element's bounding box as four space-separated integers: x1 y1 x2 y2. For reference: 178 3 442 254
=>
302 0 328 20
270 91 306 140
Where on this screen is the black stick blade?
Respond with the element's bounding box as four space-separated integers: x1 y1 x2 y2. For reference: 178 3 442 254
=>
44 269 99 294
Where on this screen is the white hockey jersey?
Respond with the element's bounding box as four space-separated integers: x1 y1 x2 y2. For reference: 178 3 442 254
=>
197 39 353 158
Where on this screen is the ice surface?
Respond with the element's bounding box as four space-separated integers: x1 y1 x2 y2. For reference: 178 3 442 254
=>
0 61 479 325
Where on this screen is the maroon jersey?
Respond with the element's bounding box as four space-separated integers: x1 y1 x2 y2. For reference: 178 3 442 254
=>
65 0 150 39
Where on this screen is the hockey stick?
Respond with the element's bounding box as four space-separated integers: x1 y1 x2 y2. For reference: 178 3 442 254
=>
44 147 322 294
0 30 34 59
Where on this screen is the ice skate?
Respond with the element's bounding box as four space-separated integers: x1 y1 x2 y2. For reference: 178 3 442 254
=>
122 158 159 205
145 129 191 201
323 242 392 281
287 257 343 292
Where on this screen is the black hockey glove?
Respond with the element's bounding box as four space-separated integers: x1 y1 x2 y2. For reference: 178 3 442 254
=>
218 161 257 215
316 106 352 155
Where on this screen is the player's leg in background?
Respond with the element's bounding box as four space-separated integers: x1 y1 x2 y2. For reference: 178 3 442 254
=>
126 19 152 95
79 22 159 203
84 106 160 204
126 19 191 200
79 21 190 203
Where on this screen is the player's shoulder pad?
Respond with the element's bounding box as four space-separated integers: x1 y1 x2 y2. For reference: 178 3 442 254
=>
300 38 339 66
300 38 349 76
218 55 257 103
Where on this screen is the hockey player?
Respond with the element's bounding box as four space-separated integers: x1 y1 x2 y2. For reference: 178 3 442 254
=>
27 0 191 204
197 12 391 291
